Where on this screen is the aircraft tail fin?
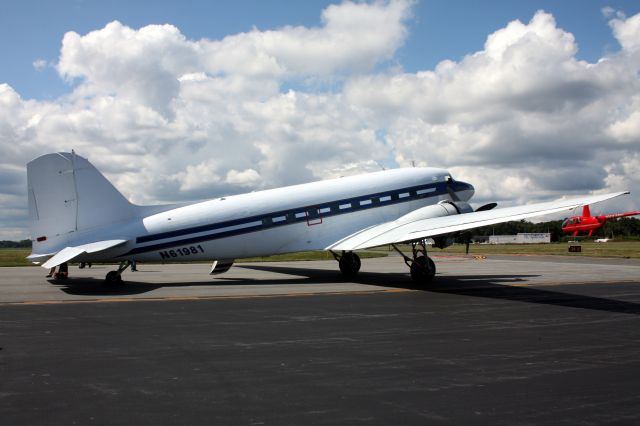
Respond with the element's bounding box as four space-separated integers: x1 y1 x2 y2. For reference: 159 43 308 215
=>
27 152 136 255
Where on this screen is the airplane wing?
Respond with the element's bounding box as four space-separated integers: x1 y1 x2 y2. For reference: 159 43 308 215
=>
326 192 629 251
41 239 128 269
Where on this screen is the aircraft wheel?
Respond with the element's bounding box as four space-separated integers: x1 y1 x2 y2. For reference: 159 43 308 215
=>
105 270 123 285
339 252 361 277
410 256 436 284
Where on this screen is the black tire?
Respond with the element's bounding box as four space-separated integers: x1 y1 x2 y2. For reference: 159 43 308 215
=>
339 252 361 277
410 255 436 284
105 270 123 285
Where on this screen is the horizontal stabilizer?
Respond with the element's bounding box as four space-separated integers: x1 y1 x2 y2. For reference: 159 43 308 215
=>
41 239 128 269
327 191 630 251
27 252 56 265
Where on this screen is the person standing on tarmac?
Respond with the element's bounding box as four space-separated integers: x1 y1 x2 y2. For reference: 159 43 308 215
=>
46 262 69 278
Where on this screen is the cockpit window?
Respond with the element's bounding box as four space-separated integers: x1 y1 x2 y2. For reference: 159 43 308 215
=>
563 218 581 226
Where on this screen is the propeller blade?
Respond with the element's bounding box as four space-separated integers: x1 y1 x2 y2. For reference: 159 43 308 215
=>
446 187 460 202
476 202 497 212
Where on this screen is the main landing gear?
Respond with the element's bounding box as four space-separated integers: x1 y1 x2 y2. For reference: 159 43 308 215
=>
392 240 436 284
331 241 436 285
105 260 132 285
332 251 361 277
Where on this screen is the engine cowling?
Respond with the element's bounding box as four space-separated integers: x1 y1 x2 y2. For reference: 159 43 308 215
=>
396 200 472 224
396 201 473 249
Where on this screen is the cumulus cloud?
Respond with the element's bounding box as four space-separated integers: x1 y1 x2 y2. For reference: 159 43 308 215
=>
346 10 640 205
56 0 412 118
226 168 261 187
32 59 48 71
608 10 640 52
200 0 411 79
1 2 639 240
57 22 196 118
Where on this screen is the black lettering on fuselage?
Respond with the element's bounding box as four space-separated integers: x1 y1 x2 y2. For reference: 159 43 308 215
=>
158 245 205 260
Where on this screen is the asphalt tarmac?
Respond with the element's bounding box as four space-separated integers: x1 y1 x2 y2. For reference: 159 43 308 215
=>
1 255 640 424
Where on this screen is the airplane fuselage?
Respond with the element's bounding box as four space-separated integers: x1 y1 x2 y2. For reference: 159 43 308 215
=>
99 168 474 263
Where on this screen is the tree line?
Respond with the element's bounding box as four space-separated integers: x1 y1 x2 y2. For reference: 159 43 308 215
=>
0 239 32 248
471 217 640 242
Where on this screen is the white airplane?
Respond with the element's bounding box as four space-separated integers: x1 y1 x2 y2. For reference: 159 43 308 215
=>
27 152 629 284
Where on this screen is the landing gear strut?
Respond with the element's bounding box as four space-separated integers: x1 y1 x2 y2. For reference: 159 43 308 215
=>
105 260 132 285
392 240 436 284
332 251 361 277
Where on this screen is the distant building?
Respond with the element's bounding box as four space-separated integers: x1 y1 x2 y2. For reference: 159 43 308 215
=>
472 235 490 244
489 233 551 244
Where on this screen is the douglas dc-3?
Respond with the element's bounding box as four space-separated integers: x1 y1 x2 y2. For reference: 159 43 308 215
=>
27 152 629 285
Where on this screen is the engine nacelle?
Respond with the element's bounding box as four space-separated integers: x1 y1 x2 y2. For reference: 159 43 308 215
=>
396 200 472 224
397 201 473 249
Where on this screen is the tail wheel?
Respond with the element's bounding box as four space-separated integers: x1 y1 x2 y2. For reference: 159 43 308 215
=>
410 255 436 283
339 252 361 277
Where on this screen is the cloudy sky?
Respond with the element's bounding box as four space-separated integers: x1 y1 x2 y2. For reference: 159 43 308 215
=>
1 0 639 240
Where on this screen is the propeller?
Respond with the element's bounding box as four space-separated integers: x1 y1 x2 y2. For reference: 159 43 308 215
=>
475 202 497 212
465 203 498 253
446 178 460 202
446 178 498 254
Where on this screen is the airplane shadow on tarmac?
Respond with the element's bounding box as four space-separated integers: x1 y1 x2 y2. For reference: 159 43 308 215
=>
52 263 640 316
242 264 640 316
51 266 354 296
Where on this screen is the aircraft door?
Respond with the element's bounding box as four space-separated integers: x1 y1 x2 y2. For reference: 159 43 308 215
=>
306 206 323 226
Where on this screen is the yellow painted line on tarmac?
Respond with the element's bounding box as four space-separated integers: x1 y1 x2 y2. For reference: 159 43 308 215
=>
431 255 486 262
1 288 415 306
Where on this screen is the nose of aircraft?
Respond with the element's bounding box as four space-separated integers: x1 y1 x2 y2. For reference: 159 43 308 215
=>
450 180 475 201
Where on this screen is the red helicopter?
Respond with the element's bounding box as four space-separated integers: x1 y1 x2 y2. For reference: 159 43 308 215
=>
562 205 640 237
